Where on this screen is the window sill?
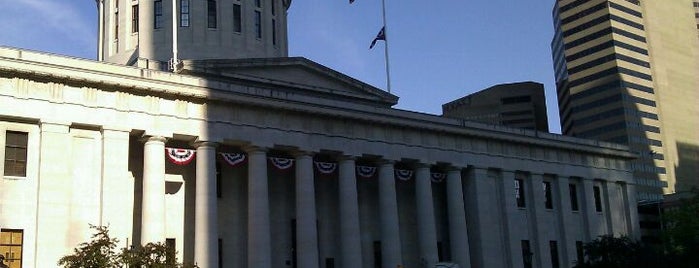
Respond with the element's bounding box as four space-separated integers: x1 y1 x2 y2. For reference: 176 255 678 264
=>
3 176 27 180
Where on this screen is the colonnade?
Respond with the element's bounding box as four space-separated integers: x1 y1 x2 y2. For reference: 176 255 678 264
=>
138 137 636 268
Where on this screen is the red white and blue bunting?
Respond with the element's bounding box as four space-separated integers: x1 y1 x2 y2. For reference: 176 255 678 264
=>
356 165 377 178
395 169 413 181
220 153 247 167
314 161 337 175
165 147 196 165
269 157 294 171
431 173 446 183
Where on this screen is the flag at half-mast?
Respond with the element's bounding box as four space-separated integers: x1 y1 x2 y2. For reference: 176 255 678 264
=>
369 26 386 49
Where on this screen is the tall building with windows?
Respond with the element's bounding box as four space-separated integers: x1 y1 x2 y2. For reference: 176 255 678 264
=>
551 0 699 202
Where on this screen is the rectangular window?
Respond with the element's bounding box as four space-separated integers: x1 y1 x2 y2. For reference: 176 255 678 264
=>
114 1 119 40
4 131 28 177
208 0 217 28
521 240 532 268
593 186 603 212
255 0 261 8
550 241 560 268
544 181 553 209
515 179 526 208
272 19 277 45
0 229 23 268
254 11 262 38
131 5 139 33
154 0 163 29
233 4 242 33
270 0 275 15
576 241 584 264
373 241 382 268
180 0 190 27
165 238 176 265
569 184 579 211
218 238 223 268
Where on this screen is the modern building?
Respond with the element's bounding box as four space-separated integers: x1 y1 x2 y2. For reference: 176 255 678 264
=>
551 0 699 203
1 1 641 268
442 82 549 132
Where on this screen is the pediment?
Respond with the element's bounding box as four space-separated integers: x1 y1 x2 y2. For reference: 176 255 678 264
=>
180 57 398 107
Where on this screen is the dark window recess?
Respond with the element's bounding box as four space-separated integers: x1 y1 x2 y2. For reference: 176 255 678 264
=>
437 241 445 262
291 220 297 268
218 239 223 268
272 19 277 46
501 110 533 116
233 4 242 33
569 184 579 211
4 131 28 177
325 258 335 268
132 5 139 33
207 0 217 28
254 11 262 38
502 95 532 104
216 162 222 197
516 179 526 208
373 241 382 268
593 186 603 212
544 181 553 209
576 241 584 263
550 241 560 268
165 238 176 265
154 0 163 29
521 240 533 268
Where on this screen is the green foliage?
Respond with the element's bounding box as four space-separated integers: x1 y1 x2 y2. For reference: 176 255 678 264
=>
58 225 198 268
661 191 699 267
57 225 120 268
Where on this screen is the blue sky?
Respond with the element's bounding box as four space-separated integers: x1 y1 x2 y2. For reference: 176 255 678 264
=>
0 0 561 133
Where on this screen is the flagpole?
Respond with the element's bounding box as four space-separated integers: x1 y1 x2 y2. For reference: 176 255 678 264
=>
381 0 392 93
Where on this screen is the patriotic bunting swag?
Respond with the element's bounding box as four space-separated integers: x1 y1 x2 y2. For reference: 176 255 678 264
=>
356 165 377 178
269 157 294 171
220 153 247 167
431 173 446 183
395 169 413 181
314 161 337 175
165 147 196 165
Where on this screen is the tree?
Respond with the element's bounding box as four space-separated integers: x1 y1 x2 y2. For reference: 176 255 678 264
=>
59 225 197 268
57 225 120 268
661 190 699 267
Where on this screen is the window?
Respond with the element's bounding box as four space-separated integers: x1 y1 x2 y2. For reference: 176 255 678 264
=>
131 5 139 33
515 179 526 208
218 238 223 268
216 162 222 198
255 0 261 8
550 241 560 268
373 241 382 268
521 240 533 268
272 19 277 45
254 11 262 38
569 184 579 211
270 0 275 15
593 185 603 212
207 0 217 28
4 131 28 177
233 4 242 33
544 181 553 209
165 238 176 265
114 1 119 40
0 229 23 268
576 241 584 264
154 0 163 29
180 0 190 27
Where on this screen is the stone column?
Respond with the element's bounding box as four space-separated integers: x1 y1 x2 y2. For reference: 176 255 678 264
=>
100 128 132 246
246 147 272 268
194 142 219 267
555 176 574 268
415 165 439 267
378 161 402 268
141 135 167 245
338 156 362 268
295 152 319 268
499 170 519 268
527 173 548 268
446 168 471 268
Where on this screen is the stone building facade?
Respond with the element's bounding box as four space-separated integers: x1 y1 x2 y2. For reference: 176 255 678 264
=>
0 47 640 268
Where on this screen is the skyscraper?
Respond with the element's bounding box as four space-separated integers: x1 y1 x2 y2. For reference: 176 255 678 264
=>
551 0 699 202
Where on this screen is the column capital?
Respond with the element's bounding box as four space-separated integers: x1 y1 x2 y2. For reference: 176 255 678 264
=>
141 135 167 144
242 145 268 154
292 150 315 158
193 141 219 148
377 159 396 166
338 155 359 162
